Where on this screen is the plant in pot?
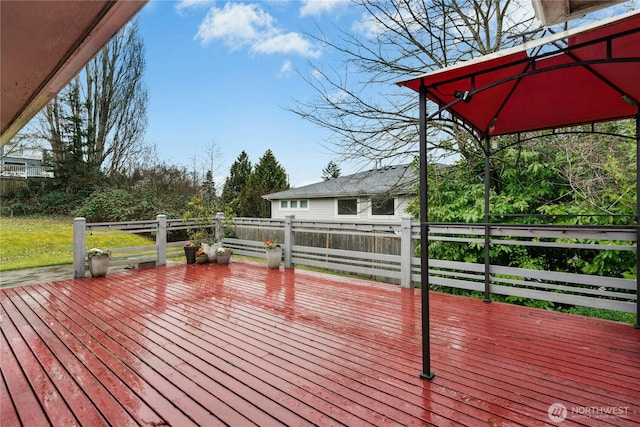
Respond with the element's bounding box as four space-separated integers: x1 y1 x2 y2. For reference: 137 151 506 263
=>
184 240 200 264
215 247 233 265
195 248 209 264
182 195 215 246
264 240 282 269
201 241 221 262
87 248 111 277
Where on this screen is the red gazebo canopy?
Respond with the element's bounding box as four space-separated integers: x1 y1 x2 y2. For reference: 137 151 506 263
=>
397 10 640 381
397 10 640 137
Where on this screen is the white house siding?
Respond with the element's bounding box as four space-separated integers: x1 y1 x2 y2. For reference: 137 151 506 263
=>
271 198 334 220
270 196 412 222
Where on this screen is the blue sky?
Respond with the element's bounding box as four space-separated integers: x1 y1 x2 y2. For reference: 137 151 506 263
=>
136 0 637 188
138 0 365 187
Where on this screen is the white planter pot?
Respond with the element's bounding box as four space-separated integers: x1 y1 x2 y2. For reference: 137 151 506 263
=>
202 242 221 262
265 247 282 269
89 254 110 277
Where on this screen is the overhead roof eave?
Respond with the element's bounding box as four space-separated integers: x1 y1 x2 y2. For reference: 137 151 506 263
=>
531 0 626 26
0 0 148 146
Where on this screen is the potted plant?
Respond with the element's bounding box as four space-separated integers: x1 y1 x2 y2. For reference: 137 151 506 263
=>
182 195 215 246
195 248 209 264
215 247 233 265
264 240 282 269
87 248 110 277
201 241 221 262
184 240 200 264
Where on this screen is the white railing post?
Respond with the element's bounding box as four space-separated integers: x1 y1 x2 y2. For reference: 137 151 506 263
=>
216 212 225 241
400 215 413 288
157 215 167 265
284 215 294 268
73 217 86 278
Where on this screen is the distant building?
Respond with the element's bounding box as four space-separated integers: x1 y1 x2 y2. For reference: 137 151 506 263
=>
0 144 53 178
264 164 416 222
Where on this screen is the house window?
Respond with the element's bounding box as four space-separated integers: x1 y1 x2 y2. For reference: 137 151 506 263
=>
280 199 308 210
372 197 394 216
337 198 358 215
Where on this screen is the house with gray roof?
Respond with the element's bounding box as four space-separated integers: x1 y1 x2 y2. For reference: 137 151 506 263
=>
263 164 417 222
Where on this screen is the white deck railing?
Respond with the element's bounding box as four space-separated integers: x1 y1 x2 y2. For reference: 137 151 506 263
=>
0 164 54 178
73 215 637 314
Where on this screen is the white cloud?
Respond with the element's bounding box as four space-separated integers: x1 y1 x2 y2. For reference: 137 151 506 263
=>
351 12 387 40
175 0 212 15
252 32 321 57
329 89 349 103
195 2 320 57
196 3 276 49
278 60 293 77
300 0 349 17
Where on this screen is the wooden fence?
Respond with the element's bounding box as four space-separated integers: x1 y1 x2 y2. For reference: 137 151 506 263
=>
73 215 637 314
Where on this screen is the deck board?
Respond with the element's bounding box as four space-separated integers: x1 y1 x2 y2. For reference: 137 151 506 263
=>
1 261 639 426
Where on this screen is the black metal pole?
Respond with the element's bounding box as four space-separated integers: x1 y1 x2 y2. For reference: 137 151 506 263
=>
419 80 434 380
636 112 639 329
483 135 491 303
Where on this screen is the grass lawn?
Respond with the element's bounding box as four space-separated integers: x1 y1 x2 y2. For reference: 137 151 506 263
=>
0 216 154 271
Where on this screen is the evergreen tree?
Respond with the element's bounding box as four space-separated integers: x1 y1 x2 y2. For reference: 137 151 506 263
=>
221 151 252 216
47 85 105 196
247 150 289 218
203 170 217 207
321 160 341 180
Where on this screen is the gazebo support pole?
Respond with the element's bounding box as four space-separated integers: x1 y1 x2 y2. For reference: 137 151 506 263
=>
483 135 491 303
419 80 434 380
636 112 639 329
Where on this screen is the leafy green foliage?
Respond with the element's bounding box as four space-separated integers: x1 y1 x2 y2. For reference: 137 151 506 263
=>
71 189 155 222
408 122 636 321
221 151 252 216
1 179 86 216
45 84 106 196
408 126 636 277
247 149 288 218
322 161 341 180
561 305 636 324
68 160 199 222
182 195 219 242
221 149 289 218
203 170 217 206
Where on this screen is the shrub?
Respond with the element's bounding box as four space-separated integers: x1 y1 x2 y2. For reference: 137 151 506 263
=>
72 189 150 222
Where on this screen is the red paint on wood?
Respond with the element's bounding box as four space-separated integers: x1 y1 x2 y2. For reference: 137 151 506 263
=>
1 262 639 427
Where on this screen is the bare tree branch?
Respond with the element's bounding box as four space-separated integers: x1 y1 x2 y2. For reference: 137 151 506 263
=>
36 18 148 178
287 0 538 169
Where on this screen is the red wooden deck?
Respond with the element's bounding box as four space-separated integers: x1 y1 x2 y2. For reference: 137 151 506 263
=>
1 261 638 426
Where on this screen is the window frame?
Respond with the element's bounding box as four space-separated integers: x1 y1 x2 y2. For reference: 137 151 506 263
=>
336 198 359 217
278 199 309 211
371 196 395 216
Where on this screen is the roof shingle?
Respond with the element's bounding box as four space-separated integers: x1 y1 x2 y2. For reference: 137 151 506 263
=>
264 164 416 200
